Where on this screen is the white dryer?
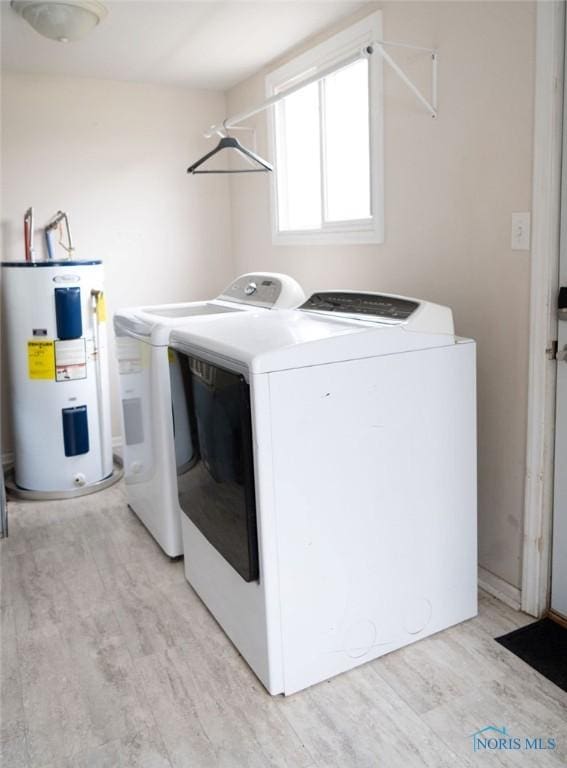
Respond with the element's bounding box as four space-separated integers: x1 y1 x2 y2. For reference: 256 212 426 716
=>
113 273 304 557
169 291 477 695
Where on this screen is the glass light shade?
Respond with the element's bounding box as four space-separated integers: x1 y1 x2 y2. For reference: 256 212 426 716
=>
11 1 107 42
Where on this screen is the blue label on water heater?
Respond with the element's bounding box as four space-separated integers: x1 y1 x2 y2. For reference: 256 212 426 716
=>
62 406 89 457
54 287 82 340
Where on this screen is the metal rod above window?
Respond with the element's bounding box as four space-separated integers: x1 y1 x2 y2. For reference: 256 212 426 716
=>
203 37 438 140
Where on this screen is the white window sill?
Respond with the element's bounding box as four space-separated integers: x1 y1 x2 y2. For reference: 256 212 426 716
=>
272 225 384 247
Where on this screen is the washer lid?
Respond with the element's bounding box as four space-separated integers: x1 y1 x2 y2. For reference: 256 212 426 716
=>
112 273 305 345
141 303 240 319
113 299 244 343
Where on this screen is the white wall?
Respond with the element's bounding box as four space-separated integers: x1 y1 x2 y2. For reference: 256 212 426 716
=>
1 74 234 451
226 1 536 590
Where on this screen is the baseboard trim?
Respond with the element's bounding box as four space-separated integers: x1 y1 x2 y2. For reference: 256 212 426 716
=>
479 566 522 611
548 610 567 629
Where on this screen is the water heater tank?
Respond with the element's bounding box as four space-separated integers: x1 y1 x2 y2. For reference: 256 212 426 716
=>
2 260 113 493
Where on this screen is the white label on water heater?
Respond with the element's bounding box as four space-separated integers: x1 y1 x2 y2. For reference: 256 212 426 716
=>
55 338 87 382
53 274 80 283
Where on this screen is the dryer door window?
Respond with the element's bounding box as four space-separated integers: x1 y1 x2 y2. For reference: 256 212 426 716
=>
175 353 259 582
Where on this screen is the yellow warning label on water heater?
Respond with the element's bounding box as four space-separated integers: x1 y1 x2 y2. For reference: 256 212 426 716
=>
96 293 107 323
28 340 55 380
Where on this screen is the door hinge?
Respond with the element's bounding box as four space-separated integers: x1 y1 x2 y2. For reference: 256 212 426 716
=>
547 340 567 361
546 340 558 360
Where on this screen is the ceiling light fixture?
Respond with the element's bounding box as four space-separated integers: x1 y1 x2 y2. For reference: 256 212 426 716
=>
11 0 108 43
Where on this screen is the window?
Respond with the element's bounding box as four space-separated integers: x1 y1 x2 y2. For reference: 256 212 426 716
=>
266 12 383 245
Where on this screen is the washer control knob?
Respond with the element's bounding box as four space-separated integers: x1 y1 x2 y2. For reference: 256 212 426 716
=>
245 281 257 296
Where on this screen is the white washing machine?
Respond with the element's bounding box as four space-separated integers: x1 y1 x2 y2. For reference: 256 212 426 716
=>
169 291 477 695
113 273 305 557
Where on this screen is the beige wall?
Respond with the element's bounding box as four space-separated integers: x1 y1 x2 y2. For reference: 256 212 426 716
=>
226 1 535 589
1 74 234 449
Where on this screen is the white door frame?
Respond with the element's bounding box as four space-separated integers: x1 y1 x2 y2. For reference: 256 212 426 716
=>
522 0 565 618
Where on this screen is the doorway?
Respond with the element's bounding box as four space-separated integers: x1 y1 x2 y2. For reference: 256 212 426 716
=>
550 7 567 623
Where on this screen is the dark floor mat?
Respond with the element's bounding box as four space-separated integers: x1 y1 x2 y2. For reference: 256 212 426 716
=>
496 618 567 693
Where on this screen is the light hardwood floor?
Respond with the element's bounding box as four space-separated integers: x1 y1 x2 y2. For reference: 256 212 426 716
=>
1 482 565 768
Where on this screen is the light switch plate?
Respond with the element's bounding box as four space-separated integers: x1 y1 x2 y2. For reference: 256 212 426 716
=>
511 212 531 251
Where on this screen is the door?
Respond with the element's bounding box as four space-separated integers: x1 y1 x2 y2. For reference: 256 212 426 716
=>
175 353 259 583
551 20 567 620
552 302 567 620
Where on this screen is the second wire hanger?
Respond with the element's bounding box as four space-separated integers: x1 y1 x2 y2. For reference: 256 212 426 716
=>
187 135 273 174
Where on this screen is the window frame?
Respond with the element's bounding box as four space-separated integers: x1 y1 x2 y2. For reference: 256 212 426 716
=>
266 11 384 246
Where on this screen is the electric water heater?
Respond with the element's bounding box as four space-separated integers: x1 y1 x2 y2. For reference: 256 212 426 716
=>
2 260 113 493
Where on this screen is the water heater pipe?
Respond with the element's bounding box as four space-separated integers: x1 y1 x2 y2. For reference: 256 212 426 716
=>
23 207 34 261
91 289 108 478
45 210 75 259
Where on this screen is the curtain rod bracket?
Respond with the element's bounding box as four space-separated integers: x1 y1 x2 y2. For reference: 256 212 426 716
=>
364 39 438 118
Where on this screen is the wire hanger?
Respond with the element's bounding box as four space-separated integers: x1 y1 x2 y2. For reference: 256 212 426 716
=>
187 135 273 174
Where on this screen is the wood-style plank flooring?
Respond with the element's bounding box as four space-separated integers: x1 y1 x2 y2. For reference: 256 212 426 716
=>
1 482 566 767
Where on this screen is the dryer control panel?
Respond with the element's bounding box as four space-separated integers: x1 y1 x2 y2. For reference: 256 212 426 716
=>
219 273 305 310
300 291 455 335
300 292 420 321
